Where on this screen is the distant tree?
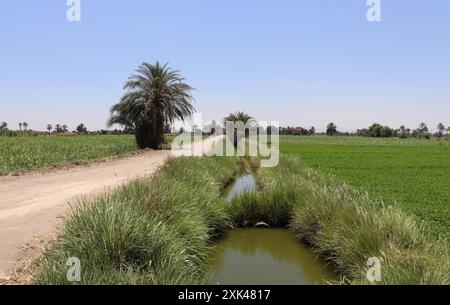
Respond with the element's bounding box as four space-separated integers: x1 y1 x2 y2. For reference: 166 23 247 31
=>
76 123 87 133
179 127 184 134
19 122 23 131
0 122 7 130
368 123 383 137
55 124 62 133
309 126 316 135
357 128 369 137
47 124 53 133
414 123 431 139
419 122 428 132
326 122 337 136
23 122 28 131
436 122 445 137
397 125 410 139
62 124 69 132
224 111 255 126
380 126 394 137
224 111 255 143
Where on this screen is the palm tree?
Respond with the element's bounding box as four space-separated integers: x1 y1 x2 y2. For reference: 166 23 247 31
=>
224 111 255 145
0 122 7 130
326 122 337 136
23 122 28 131
419 122 428 132
47 124 53 133
437 122 445 135
224 111 254 126
19 122 22 131
108 62 195 149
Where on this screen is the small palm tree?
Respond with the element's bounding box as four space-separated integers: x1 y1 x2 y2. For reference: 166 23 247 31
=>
23 122 28 131
47 124 53 133
108 61 195 149
326 122 337 136
419 122 428 132
224 111 254 126
19 122 23 131
0 122 7 130
224 111 255 146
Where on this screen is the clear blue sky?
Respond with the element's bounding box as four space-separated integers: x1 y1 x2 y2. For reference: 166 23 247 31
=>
1 0 449 132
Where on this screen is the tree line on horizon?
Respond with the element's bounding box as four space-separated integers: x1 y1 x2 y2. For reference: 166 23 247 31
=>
250 122 450 139
1 61 449 144
0 121 130 137
1 119 449 140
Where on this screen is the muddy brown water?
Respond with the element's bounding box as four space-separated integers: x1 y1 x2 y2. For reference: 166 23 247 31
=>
209 158 337 285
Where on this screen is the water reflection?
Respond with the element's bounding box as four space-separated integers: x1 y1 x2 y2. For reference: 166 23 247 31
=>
207 229 337 285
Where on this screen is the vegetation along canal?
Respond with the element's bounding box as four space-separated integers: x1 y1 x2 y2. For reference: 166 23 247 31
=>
208 158 337 285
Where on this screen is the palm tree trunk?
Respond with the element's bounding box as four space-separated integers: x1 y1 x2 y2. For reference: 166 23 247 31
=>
135 123 153 149
154 112 165 149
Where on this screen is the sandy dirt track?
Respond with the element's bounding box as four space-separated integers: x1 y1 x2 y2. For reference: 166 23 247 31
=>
0 136 222 283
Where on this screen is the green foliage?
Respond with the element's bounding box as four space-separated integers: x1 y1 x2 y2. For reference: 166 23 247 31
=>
281 135 450 240
326 122 338 136
108 62 195 149
0 135 138 174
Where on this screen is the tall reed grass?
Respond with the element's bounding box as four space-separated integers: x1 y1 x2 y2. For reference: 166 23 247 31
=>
36 156 238 284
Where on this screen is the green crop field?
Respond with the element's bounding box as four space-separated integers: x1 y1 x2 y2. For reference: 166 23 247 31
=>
0 135 138 174
280 135 450 240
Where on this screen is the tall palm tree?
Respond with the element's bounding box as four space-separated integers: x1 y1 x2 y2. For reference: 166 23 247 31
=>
19 122 22 131
0 122 7 130
108 62 195 149
47 124 53 133
23 122 28 131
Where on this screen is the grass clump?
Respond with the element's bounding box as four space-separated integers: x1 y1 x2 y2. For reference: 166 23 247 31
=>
36 156 239 285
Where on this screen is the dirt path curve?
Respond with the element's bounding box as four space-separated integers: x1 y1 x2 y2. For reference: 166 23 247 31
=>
0 136 222 283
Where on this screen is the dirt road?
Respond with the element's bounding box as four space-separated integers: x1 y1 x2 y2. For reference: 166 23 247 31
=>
0 136 222 283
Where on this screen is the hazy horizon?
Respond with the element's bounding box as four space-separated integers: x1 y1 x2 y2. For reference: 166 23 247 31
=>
1 1 449 133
